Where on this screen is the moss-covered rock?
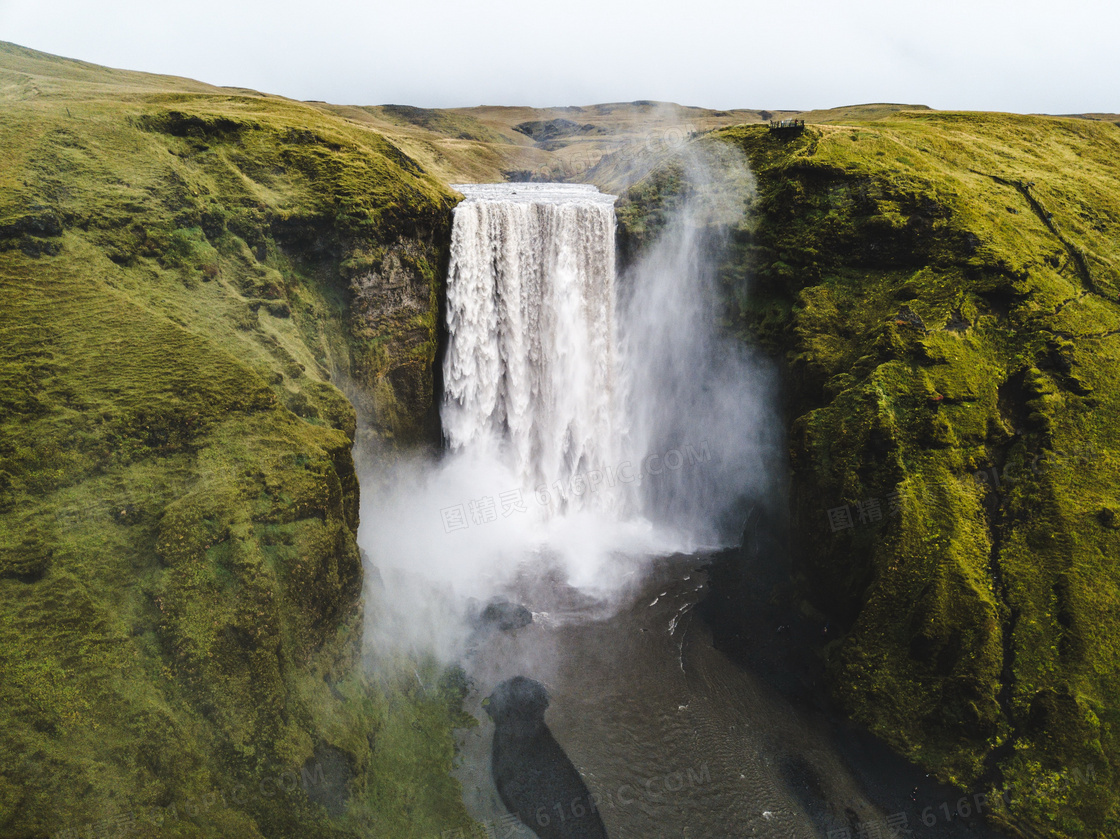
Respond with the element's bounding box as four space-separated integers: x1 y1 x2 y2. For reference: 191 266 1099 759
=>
618 112 1120 838
0 42 476 839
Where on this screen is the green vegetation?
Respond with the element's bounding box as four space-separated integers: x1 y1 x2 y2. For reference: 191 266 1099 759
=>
377 105 514 146
0 41 478 838
7 34 1120 839
618 111 1120 838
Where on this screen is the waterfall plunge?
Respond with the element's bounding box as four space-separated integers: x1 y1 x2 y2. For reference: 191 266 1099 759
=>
360 183 677 643
443 184 630 518
359 172 773 657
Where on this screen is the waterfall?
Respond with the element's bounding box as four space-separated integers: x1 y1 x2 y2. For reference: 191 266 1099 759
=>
442 184 628 518
360 167 771 626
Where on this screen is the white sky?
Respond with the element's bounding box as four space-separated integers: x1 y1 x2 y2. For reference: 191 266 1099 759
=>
1 0 1117 113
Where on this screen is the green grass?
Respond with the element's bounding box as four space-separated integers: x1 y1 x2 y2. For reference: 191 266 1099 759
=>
376 105 515 146
0 41 477 839
649 112 1120 838
9 35 1120 839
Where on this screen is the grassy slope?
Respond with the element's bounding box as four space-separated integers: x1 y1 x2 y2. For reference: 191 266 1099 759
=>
673 112 1120 838
308 99 786 186
8 36 1120 839
0 41 478 838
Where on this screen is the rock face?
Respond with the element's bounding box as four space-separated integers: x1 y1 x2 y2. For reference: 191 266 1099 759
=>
475 599 534 632
0 42 475 839
618 113 1120 839
486 677 609 839
346 237 447 441
513 119 605 144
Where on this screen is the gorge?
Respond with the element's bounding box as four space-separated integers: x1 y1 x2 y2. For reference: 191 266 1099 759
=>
358 175 996 839
2 40 1120 839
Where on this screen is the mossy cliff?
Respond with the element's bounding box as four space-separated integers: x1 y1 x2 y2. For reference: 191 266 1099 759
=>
0 42 478 838
620 113 1120 838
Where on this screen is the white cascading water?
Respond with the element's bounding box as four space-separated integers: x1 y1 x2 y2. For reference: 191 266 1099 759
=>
362 171 883 839
443 183 630 518
359 169 770 656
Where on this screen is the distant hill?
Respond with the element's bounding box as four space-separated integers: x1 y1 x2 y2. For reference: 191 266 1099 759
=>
0 41 960 190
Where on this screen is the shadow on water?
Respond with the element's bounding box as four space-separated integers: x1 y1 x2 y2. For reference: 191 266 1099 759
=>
485 676 609 839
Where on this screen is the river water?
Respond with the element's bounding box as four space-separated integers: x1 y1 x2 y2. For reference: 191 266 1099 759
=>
451 552 1006 838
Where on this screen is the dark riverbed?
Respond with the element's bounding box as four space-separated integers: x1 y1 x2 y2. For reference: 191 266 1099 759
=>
451 552 1006 839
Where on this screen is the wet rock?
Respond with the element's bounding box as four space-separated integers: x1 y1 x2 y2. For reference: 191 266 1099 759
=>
893 305 928 332
476 599 533 632
944 309 971 331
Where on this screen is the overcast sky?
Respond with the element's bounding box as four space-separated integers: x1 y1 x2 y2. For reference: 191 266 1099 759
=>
1 0 1116 113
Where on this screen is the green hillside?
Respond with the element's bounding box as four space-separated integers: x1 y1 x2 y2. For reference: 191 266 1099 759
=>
4 36 1120 839
617 111 1120 838
0 40 476 839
